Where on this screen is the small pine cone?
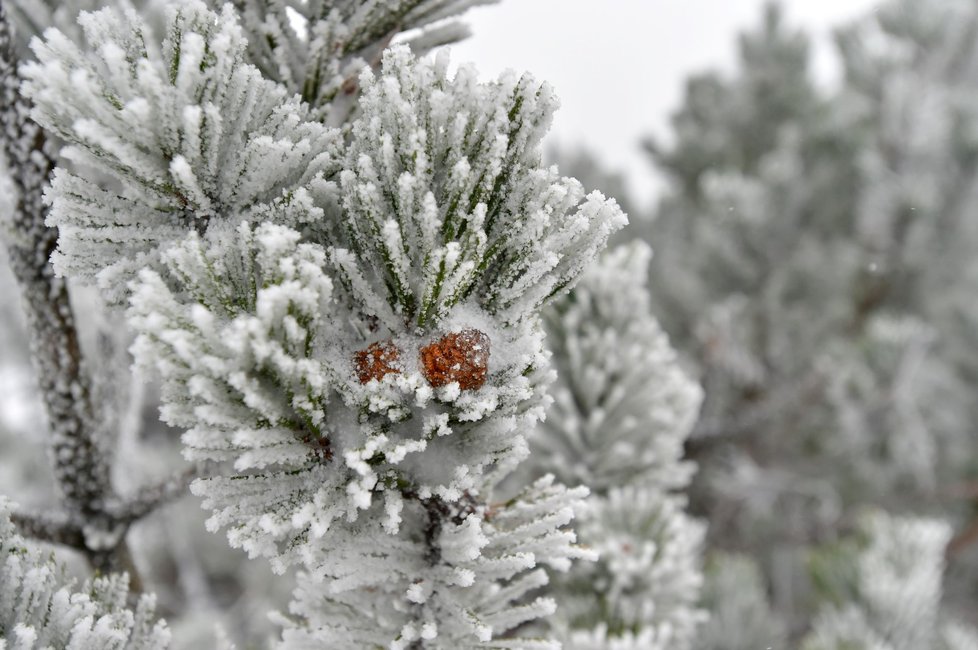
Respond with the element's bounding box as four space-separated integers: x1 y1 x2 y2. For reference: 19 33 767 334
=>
420 329 490 390
354 340 402 383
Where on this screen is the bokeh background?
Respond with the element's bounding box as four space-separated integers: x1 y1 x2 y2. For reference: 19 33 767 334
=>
454 0 878 206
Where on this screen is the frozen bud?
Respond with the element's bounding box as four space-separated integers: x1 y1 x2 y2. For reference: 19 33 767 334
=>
420 329 490 390
301 432 333 461
354 340 402 383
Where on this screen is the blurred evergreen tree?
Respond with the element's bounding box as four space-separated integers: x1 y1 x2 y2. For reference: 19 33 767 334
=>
640 0 978 643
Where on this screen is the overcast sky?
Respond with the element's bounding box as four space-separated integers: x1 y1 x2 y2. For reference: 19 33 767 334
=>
450 0 880 208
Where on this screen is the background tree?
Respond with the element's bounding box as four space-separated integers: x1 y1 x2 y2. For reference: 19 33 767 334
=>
640 0 978 643
524 241 704 650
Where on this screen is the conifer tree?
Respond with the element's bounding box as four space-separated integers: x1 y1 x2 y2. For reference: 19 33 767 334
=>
641 0 978 642
0 0 633 646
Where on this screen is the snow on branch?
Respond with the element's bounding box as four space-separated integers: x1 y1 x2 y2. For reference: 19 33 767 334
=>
19 0 626 640
226 0 497 124
118 39 624 645
278 477 592 649
336 47 626 330
0 499 171 650
22 0 342 302
526 242 706 649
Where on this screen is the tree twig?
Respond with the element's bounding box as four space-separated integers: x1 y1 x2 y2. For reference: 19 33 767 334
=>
108 465 202 524
0 0 139 583
947 517 978 559
10 464 200 593
10 507 84 548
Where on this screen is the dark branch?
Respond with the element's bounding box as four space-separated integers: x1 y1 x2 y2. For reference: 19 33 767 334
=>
108 465 201 524
0 1 144 587
0 0 111 518
10 507 84 548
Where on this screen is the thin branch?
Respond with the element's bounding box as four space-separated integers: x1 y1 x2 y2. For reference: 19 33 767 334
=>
0 1 138 582
10 465 200 555
947 517 978 559
0 0 111 519
10 507 84 548
108 465 202 524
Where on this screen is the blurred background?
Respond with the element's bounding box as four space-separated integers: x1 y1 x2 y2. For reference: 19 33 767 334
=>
454 0 879 208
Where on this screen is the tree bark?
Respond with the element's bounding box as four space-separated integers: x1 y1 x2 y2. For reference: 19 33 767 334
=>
0 0 143 586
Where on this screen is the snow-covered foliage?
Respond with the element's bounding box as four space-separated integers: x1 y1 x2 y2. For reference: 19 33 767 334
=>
0 500 170 650
278 475 589 649
7 0 494 113
524 243 705 649
692 554 785 650
637 0 978 641
23 0 978 646
225 0 498 125
17 0 626 643
535 243 700 493
22 1 341 303
335 47 623 329
802 511 978 650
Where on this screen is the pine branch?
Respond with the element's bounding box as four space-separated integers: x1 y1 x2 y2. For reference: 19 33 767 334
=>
9 466 199 587
0 0 112 518
0 0 158 583
530 243 705 646
1 501 171 648
9 507 84 548
107 466 202 524
8 509 144 595
0 1 102 512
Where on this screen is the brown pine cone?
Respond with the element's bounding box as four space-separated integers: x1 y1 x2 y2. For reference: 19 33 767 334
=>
420 329 490 390
354 340 402 383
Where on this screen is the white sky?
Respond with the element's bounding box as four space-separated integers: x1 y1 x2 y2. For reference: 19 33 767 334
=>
450 0 880 208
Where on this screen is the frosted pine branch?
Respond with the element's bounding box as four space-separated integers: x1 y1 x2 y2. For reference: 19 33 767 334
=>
22 0 343 303
0 499 171 650
336 47 626 330
278 477 593 649
226 0 497 124
20 1 625 644
803 511 978 650
527 242 706 649
125 35 620 645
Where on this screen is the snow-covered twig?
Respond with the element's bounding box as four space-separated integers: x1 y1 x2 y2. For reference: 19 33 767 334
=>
9 507 84 548
0 0 179 584
107 465 203 524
